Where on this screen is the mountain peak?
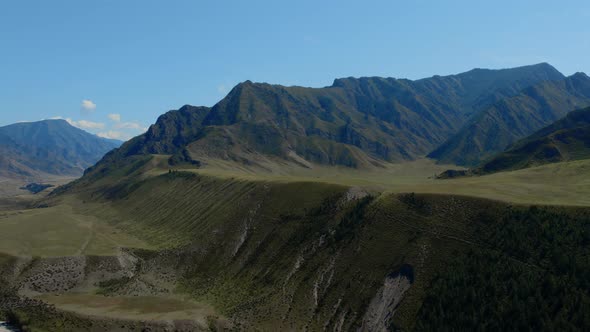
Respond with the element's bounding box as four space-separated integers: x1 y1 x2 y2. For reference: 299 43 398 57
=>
460 62 563 77
0 119 121 179
43 118 74 128
570 72 589 79
530 61 556 69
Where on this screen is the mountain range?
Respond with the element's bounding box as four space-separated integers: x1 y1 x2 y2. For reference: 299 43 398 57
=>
90 63 580 173
4 63 590 183
0 119 121 180
429 72 590 165
475 106 590 173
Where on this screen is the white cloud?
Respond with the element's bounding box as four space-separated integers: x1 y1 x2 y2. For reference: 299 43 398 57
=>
114 121 147 131
81 99 97 113
108 113 121 122
76 120 105 129
61 117 105 130
50 115 143 141
97 131 129 140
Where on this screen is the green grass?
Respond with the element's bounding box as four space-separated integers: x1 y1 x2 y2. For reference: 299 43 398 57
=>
0 203 151 257
3 155 590 330
74 152 590 207
36 294 222 325
189 157 590 206
0 175 75 198
76 171 348 248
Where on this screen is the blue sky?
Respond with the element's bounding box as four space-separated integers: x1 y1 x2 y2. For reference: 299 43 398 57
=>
1 0 589 140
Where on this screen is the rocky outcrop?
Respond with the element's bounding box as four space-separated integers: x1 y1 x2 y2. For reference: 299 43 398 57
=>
360 265 414 331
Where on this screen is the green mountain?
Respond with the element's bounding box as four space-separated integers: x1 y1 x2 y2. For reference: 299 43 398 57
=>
92 63 564 172
476 106 590 173
429 72 590 166
0 119 121 179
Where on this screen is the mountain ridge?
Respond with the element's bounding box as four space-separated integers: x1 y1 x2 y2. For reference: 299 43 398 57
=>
86 63 566 175
476 106 590 173
428 72 590 165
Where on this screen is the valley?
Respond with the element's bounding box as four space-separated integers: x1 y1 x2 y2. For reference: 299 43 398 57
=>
0 176 76 199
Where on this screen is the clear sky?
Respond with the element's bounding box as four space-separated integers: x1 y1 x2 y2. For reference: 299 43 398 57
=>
1 0 589 140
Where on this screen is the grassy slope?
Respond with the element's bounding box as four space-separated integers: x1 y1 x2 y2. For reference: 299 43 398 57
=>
74 152 590 207
193 157 590 207
429 73 590 166
476 107 590 173
23 172 482 330
20 185 589 330
0 202 151 257
478 126 590 173
2 156 590 330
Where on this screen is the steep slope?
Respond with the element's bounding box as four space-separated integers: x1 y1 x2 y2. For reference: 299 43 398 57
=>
429 73 590 165
0 134 40 179
476 107 590 173
0 119 121 179
91 63 563 172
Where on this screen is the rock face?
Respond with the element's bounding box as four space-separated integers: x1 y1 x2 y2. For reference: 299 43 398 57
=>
361 265 414 331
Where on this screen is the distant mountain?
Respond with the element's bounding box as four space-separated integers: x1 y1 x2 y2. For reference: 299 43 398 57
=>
429 72 590 166
475 107 590 173
89 63 564 173
0 119 121 179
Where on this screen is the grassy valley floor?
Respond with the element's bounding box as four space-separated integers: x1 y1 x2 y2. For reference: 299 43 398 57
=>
0 176 77 198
